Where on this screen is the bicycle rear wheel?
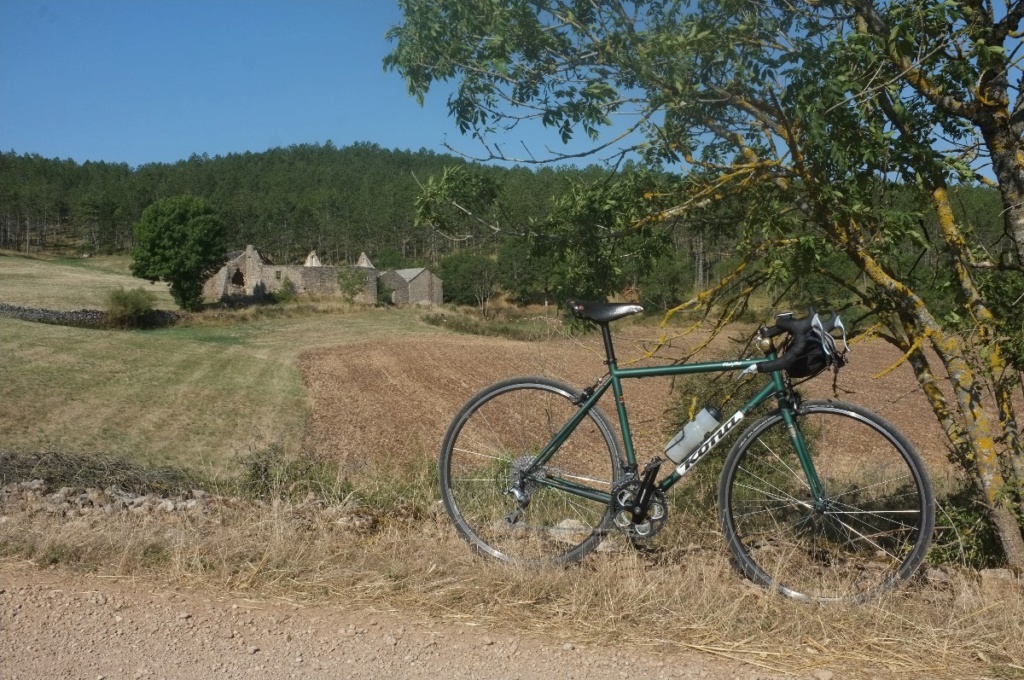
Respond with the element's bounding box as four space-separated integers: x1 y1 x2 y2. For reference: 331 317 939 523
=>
719 400 934 602
439 376 623 565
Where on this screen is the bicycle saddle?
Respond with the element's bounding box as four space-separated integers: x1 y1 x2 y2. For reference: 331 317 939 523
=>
568 300 644 324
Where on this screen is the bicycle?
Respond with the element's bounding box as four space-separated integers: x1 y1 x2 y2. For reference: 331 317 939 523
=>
438 301 935 602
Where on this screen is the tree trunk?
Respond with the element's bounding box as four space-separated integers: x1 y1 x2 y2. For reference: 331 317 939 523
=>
834 211 1024 567
979 120 1024 263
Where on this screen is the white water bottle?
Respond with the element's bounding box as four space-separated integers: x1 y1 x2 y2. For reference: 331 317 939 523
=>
664 407 722 464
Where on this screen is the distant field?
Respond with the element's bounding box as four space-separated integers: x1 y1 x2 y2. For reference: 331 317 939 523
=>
0 251 176 310
0 308 441 472
0 253 442 470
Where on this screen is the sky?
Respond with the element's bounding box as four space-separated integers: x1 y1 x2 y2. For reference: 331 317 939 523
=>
0 1 611 168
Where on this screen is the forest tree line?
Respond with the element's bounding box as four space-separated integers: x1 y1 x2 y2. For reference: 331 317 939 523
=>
0 142 1010 313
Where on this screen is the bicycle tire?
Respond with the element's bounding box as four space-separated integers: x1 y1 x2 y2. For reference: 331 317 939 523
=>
439 376 624 565
718 400 934 602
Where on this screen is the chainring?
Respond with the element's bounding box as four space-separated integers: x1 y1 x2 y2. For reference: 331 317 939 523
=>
611 479 668 541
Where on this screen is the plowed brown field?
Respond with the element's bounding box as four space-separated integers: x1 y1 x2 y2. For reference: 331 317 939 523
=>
299 326 953 479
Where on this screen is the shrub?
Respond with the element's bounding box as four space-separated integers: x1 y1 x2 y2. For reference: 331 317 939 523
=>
105 287 157 329
337 267 367 302
931 484 1005 569
377 278 394 305
273 276 298 303
236 442 352 502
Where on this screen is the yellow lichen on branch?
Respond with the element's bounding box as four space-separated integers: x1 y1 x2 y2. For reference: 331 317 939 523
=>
873 336 923 380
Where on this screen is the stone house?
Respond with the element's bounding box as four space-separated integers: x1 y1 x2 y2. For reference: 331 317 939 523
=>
377 267 443 306
203 245 377 304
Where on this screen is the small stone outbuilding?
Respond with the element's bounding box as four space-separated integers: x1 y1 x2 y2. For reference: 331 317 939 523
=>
377 267 443 306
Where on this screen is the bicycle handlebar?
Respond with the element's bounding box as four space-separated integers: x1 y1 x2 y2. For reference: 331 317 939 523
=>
756 310 841 374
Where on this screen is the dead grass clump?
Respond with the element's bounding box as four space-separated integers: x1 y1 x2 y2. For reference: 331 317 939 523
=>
0 450 203 496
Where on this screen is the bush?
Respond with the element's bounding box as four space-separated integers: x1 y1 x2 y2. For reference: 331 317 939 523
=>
931 484 1005 569
237 442 352 502
105 287 157 329
337 267 367 302
422 308 562 341
273 277 298 303
377 278 394 305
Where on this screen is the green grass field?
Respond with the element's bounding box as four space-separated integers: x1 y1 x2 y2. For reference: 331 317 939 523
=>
0 252 438 472
0 251 178 310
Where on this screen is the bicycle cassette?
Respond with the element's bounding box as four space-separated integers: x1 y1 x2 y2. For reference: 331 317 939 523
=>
611 479 668 541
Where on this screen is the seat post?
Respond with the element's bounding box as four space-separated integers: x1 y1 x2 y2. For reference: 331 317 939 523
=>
599 323 617 367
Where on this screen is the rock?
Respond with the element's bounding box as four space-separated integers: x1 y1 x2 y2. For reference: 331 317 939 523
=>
812 670 834 680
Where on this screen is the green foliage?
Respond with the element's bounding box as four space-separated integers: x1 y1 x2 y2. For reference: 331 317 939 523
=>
497 235 555 305
131 195 226 311
236 442 352 503
532 168 675 301
336 267 366 303
638 250 693 311
105 287 157 329
371 246 406 271
414 165 501 242
0 144 601 271
421 308 560 341
376 277 395 305
931 485 1005 569
273 276 298 303
438 250 500 310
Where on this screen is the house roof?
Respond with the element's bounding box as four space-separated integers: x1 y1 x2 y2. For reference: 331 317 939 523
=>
393 268 426 282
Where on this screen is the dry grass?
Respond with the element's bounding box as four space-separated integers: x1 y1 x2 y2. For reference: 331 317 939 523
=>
0 251 178 310
0 305 440 471
2 468 1021 680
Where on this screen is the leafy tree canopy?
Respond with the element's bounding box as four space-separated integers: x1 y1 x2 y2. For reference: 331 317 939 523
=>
131 195 227 311
388 0 1024 564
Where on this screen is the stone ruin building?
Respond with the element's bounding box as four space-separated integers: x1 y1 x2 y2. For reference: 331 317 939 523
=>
203 245 443 306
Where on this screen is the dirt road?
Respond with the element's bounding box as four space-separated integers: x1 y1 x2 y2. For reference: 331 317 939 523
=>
0 561 786 680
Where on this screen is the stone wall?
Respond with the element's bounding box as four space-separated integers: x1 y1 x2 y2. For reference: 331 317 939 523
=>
0 303 179 329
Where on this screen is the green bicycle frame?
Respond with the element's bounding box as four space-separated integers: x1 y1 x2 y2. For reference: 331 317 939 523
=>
525 339 825 505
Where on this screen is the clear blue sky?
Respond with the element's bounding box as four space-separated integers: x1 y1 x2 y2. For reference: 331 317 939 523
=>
0 1 598 168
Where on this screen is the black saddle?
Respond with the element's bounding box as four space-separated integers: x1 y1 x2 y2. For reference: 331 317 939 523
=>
568 300 644 324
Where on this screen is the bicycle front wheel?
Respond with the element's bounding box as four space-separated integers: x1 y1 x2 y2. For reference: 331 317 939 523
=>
439 376 623 565
719 400 934 602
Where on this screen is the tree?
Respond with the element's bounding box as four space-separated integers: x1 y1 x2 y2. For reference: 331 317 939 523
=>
439 250 501 313
387 0 1024 563
131 195 227 311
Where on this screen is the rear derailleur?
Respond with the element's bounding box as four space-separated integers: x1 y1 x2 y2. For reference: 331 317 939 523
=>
612 458 668 541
